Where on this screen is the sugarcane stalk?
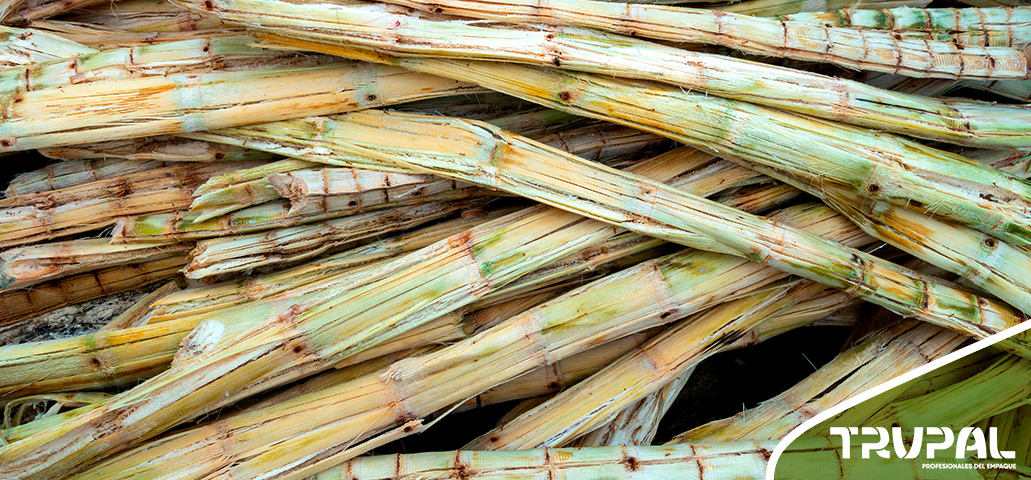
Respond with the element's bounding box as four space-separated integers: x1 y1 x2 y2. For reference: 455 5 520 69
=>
247 44 1031 250
0 161 262 209
376 0 1031 79
0 25 95 67
669 321 966 443
237 344 442 416
0 393 113 445
0 238 191 292
0 147 710 478
37 135 279 163
780 7 1031 47
188 122 663 221
1006 404 1031 467
1 397 108 445
0 161 262 247
2 392 111 428
191 165 460 221
184 0 1031 149
0 210 503 399
188 178 283 222
574 367 692 447
98 280 183 331
269 169 475 216
146 208 513 323
26 20 246 49
965 79 1031 102
718 0 930 16
857 71 959 97
460 291 562 338
0 254 188 326
820 185 1031 314
0 252 406 398
4 0 112 26
67 238 799 478
726 286 861 349
183 199 489 278
0 35 302 94
892 348 1001 403
467 179 801 312
467 279 822 450
482 108 588 138
329 313 465 369
861 354 1031 430
199 110 1031 350
70 196 869 480
956 0 1027 10
317 442 778 480
186 115 627 220
2 191 192 247
0 60 480 152
61 0 228 33
392 92 544 122
456 329 660 413
191 159 311 201
957 147 1031 179
528 122 668 162
4 159 166 196
681 88 1031 313
116 185 496 242
573 282 861 444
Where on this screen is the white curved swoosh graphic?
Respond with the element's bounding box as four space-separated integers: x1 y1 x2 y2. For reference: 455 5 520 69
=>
766 320 1031 480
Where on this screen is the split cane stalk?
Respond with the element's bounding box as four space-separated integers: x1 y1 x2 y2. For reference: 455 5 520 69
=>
23 21 245 50
0 146 709 478
315 442 777 480
0 161 262 247
181 0 1031 148
199 110 1031 349
60 0 229 33
115 185 497 242
0 255 187 325
718 0 929 16
860 354 1031 430
477 278 861 416
242 48 1031 250
5 158 165 196
0 25 95 67
38 136 279 163
966 79 1031 102
467 280 825 450
183 199 488 279
72 198 863 480
669 320 966 443
376 0 1031 78
0 238 190 292
0 35 296 94
820 186 1031 314
145 208 515 323
0 60 479 151
957 148 1031 179
781 7 1031 47
574 367 693 447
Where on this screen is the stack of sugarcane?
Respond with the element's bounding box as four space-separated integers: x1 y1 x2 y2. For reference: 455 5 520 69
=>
1 0 1031 477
